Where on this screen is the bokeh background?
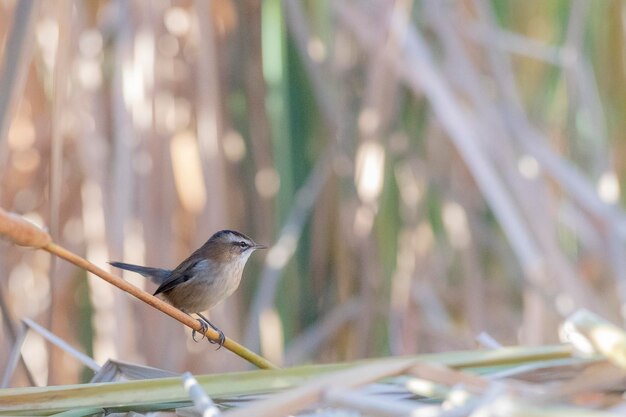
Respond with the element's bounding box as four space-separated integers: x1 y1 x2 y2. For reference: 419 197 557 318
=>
2 0 626 386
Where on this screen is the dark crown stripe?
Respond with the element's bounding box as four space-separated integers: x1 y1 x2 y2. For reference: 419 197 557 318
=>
211 229 252 242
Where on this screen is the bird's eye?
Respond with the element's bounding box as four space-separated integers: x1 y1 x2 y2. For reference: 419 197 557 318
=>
237 241 248 248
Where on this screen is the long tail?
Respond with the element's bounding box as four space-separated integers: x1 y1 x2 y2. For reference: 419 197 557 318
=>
109 261 171 285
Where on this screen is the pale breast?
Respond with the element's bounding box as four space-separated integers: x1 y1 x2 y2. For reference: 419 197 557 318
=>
162 258 247 313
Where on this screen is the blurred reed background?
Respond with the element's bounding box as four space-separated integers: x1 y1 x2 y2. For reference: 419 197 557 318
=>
1 0 626 387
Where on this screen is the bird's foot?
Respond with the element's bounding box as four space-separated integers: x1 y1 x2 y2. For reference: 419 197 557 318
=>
192 318 209 342
197 314 225 349
207 327 226 350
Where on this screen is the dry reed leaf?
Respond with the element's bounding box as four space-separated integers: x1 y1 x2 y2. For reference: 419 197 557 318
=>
546 361 626 399
222 357 420 417
409 362 490 394
91 360 179 383
23 318 100 372
487 357 600 384
561 310 626 369
325 388 427 416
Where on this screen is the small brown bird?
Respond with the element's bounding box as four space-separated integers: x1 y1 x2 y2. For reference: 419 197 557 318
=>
110 230 265 347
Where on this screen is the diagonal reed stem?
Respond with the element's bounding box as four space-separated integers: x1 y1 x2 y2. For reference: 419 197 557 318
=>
0 207 278 370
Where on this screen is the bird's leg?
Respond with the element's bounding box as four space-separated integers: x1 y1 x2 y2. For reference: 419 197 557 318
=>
197 312 225 349
185 311 208 342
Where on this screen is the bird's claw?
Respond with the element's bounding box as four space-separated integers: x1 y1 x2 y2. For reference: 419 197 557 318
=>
208 329 226 350
193 313 225 349
192 318 209 342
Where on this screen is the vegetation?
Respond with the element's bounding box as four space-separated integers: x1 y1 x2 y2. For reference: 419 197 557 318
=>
2 0 626 414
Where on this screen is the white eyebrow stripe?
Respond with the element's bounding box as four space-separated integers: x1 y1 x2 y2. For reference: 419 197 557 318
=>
222 231 252 245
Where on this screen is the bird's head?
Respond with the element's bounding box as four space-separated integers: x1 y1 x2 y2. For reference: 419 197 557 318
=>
202 230 267 263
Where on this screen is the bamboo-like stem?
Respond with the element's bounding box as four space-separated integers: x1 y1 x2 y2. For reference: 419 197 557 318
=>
0 207 277 370
0 344 577 415
0 0 38 157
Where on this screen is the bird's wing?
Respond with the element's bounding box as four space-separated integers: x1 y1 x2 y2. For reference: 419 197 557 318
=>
153 258 201 296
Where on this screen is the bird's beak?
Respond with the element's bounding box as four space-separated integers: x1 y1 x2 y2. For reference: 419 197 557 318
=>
254 243 268 250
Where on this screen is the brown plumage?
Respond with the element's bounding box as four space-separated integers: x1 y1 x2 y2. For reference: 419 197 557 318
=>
110 230 266 347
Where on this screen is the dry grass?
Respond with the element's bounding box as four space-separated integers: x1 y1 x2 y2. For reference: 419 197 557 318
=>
1 0 626 401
